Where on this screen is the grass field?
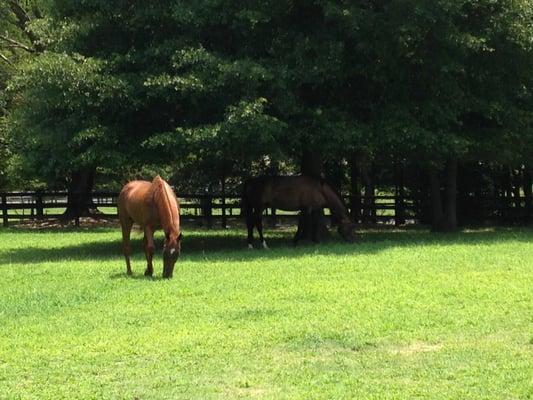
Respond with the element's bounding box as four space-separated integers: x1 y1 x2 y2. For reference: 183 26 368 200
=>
0 226 531 399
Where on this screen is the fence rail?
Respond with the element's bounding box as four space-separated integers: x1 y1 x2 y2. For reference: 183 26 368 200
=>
0 190 530 228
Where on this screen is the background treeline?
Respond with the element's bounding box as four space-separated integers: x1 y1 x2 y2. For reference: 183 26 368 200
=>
1 0 532 230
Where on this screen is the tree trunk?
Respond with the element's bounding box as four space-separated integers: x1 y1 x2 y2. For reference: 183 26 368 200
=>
364 179 376 224
301 146 322 179
523 166 532 223
349 154 361 223
502 166 513 220
429 166 445 230
443 157 458 230
429 158 458 232
269 159 279 228
324 159 344 228
412 164 431 225
220 175 227 229
394 162 406 226
512 168 522 208
63 168 96 219
324 160 343 194
201 186 213 229
362 165 375 225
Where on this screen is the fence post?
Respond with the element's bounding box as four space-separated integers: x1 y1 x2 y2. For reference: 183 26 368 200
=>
363 186 375 225
207 195 213 228
30 195 35 218
395 194 405 226
35 191 44 219
201 192 213 229
221 194 227 229
349 194 361 223
394 164 406 226
221 178 227 229
1 194 8 227
71 190 81 227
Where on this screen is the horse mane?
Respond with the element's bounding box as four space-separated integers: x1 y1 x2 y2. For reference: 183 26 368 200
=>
319 180 350 222
152 176 180 236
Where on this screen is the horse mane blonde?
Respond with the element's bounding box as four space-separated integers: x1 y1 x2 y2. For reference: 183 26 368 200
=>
152 176 180 237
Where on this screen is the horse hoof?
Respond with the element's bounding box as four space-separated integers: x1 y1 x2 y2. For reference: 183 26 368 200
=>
262 241 269 250
144 269 153 277
247 244 254 250
126 270 133 276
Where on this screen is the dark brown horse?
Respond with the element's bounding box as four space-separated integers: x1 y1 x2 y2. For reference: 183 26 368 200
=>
242 175 356 248
118 175 182 278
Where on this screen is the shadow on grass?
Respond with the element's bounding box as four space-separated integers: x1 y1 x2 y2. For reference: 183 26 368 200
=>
0 226 531 267
108 271 169 281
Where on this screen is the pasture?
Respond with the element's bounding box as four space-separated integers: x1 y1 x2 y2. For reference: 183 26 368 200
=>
0 226 531 399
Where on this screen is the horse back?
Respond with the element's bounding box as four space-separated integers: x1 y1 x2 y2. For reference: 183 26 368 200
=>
245 175 326 211
118 180 161 228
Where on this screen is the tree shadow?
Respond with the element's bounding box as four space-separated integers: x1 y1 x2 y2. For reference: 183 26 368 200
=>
0 226 531 268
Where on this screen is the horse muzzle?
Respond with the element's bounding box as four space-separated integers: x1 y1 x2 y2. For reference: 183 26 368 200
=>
162 260 175 278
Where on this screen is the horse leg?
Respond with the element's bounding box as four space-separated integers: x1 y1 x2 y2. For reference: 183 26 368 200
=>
246 208 255 249
143 226 155 277
293 209 305 246
120 217 133 275
254 208 268 249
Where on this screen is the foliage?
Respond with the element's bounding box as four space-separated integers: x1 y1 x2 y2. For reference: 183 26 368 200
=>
1 0 532 194
362 0 533 166
6 52 130 186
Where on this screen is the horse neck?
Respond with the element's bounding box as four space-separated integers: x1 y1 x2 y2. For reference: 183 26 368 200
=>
153 179 180 235
321 183 349 221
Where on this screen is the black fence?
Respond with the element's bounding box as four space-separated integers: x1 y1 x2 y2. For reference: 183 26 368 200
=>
0 190 530 228
0 190 414 228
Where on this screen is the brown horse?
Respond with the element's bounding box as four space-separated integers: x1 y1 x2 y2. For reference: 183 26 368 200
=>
242 175 356 248
118 175 182 278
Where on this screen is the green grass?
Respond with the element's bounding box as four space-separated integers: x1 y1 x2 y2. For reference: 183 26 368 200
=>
0 226 531 399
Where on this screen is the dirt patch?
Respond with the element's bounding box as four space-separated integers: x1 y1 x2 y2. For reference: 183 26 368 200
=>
389 341 443 355
13 217 118 229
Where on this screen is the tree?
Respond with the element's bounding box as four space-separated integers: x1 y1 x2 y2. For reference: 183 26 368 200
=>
0 0 47 189
3 0 532 228
358 0 533 230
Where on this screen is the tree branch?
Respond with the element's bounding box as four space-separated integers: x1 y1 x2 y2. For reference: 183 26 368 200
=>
0 52 13 65
8 0 31 27
0 34 35 53
7 0 43 52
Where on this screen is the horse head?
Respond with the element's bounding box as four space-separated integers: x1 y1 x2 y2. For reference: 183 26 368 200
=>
163 232 182 278
337 219 357 242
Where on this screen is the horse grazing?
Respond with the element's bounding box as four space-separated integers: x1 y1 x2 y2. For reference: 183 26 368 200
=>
118 175 182 278
242 175 356 248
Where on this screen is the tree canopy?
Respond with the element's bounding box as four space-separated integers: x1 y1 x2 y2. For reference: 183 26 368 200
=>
1 0 532 228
